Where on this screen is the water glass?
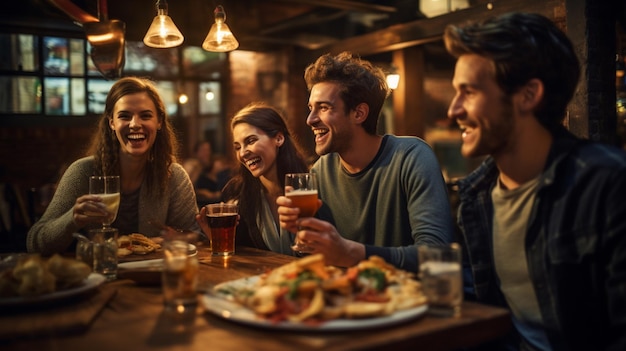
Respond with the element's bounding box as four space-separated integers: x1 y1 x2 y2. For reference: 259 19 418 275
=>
162 234 199 313
206 203 238 256
90 227 119 280
75 234 94 266
418 243 463 317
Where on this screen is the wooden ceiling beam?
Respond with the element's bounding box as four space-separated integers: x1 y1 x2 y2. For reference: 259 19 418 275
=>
272 0 396 13
295 0 563 65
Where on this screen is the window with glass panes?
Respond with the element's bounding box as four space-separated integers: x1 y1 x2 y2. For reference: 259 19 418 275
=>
0 32 225 120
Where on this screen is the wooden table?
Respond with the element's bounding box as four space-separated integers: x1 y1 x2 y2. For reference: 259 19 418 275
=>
1 246 511 351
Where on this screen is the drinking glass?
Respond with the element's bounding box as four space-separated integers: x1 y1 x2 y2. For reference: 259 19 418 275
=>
90 227 119 281
206 203 238 256
284 173 319 252
418 243 463 317
89 175 120 229
162 230 199 313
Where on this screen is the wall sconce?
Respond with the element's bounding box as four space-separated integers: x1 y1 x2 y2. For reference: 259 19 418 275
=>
178 93 189 104
386 72 400 90
205 89 215 101
385 65 400 90
143 0 184 48
202 5 239 52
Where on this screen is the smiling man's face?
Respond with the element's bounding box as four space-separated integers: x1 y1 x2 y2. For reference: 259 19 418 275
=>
306 81 356 156
448 54 515 159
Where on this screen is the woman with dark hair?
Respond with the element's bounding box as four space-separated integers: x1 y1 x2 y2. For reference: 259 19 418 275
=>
198 102 309 254
27 77 201 254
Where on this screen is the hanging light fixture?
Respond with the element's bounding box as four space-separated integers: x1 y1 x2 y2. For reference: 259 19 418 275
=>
143 0 184 48
202 5 239 52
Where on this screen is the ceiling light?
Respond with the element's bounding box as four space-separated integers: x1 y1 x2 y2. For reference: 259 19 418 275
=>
202 5 239 52
143 0 184 48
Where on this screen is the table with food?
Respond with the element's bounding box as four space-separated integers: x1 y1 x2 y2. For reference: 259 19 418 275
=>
0 235 512 351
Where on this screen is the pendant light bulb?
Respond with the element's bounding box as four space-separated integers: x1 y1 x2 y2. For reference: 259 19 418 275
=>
143 0 184 48
202 5 239 52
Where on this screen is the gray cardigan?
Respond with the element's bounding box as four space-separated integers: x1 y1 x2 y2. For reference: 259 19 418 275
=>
26 156 201 254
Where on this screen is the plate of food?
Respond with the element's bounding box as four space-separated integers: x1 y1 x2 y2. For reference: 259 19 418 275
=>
0 254 106 308
117 233 197 258
201 254 428 331
117 244 197 285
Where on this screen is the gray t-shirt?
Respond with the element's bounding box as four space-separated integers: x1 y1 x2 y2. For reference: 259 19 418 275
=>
312 134 454 271
492 175 551 350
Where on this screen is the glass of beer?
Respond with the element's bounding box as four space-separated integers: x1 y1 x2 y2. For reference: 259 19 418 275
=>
88 175 120 229
206 203 239 256
285 173 319 252
418 243 463 317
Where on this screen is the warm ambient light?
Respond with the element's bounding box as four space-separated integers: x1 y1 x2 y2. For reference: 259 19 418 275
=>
386 73 400 90
143 0 184 48
205 90 215 101
178 93 188 104
202 5 239 52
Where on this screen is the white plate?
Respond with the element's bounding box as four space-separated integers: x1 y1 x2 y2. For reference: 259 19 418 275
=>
118 243 197 270
118 258 163 270
0 273 106 308
201 276 429 331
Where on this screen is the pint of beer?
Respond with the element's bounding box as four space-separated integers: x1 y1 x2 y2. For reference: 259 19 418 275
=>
206 203 239 256
285 173 319 217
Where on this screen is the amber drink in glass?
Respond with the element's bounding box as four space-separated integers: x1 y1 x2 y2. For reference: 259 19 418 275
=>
206 203 238 256
285 173 319 253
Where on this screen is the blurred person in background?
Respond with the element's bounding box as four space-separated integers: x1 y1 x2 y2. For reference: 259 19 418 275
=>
183 140 225 206
27 77 201 254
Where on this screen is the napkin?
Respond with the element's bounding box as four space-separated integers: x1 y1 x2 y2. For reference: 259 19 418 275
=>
0 284 117 339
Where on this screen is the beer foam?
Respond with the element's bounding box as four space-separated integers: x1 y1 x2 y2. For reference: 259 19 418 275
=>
207 212 238 217
286 189 318 196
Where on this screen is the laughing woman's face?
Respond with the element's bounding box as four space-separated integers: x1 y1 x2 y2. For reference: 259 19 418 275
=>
232 122 284 179
109 92 162 160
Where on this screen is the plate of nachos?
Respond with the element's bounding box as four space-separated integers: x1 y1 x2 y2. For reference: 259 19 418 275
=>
201 254 428 331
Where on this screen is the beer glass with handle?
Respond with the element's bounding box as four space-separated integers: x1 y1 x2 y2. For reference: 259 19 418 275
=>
284 173 319 253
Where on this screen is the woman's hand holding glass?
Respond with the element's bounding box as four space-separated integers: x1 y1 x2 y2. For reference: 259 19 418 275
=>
73 194 112 228
78 176 120 229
